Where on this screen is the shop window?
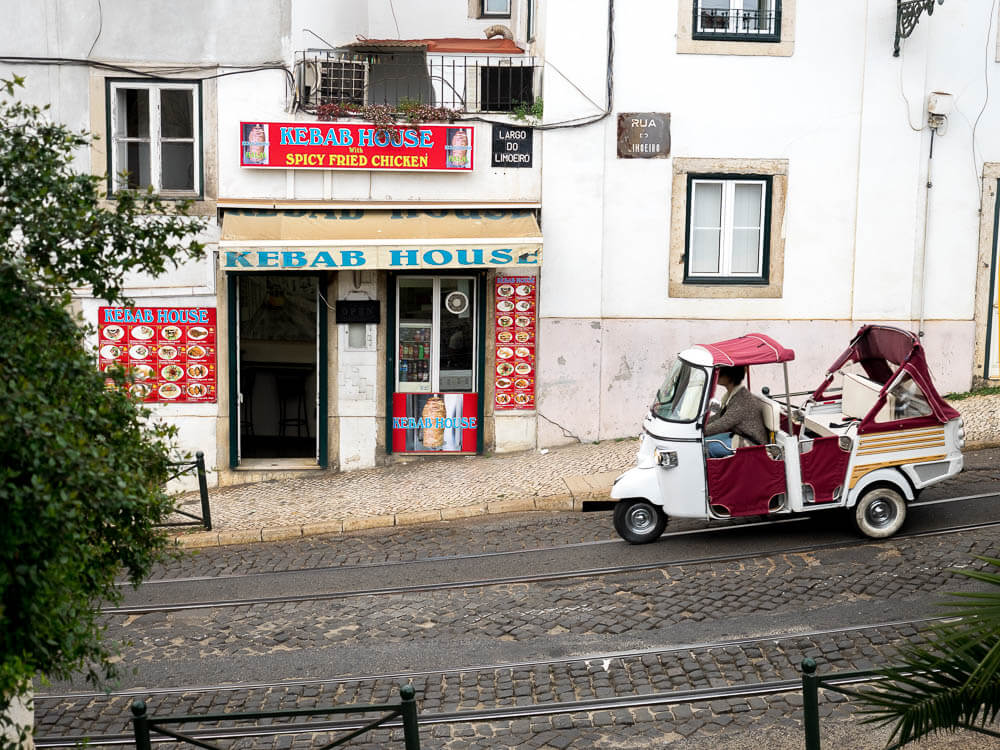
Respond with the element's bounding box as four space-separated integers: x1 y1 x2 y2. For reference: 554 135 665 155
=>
396 277 478 393
693 0 781 41
108 81 200 196
685 175 771 283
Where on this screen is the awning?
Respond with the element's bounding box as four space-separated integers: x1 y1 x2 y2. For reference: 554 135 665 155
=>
219 208 542 271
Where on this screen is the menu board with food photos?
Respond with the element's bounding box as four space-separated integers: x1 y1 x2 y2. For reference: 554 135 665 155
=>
494 276 536 410
98 307 217 403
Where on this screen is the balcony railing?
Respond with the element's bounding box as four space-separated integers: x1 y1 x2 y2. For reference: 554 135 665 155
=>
692 5 781 42
295 50 538 115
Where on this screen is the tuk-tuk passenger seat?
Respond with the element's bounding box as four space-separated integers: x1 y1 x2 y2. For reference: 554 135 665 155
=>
730 394 785 449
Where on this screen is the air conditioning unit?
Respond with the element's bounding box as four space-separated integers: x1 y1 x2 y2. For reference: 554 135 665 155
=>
298 55 369 109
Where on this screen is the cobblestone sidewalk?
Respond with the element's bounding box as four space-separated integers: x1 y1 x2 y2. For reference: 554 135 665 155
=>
174 394 999 548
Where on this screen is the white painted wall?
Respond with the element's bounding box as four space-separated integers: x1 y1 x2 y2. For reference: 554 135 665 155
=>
537 0 995 445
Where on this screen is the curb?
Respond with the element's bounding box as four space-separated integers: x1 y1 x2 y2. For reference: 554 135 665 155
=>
173 491 581 549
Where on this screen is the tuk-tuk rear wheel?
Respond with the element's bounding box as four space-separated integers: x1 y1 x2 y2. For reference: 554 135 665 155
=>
613 499 667 544
853 486 906 539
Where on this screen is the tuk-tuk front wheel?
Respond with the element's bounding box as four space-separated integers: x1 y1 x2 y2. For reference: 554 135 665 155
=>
613 499 667 544
853 486 906 539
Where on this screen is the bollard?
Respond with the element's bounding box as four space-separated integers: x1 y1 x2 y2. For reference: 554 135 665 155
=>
399 683 421 750
131 700 152 750
802 658 821 750
195 451 212 530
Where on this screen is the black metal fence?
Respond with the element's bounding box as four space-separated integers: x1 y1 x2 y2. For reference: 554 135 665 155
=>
131 684 420 749
800 658 1000 749
296 50 538 113
162 451 212 531
692 4 781 41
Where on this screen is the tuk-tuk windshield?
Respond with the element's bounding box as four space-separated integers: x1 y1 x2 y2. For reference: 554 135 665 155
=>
651 359 708 422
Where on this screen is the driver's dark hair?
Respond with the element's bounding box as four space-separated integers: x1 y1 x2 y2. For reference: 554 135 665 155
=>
718 365 746 385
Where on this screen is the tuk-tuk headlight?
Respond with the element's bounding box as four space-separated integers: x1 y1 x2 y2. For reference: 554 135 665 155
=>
654 448 679 468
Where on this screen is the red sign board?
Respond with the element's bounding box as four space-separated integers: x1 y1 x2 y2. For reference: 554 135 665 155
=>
240 121 474 172
494 276 536 410
98 307 217 404
392 393 478 453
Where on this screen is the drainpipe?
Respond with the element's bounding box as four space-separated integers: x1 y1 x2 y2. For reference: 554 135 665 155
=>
917 126 935 338
917 91 951 338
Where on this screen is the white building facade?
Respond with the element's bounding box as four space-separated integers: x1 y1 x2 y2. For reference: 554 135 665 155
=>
537 0 1000 447
4 0 999 488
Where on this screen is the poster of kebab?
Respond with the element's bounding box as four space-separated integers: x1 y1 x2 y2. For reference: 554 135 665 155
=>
98 307 217 403
494 276 536 410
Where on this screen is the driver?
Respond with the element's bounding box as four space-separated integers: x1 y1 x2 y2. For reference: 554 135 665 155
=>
704 365 768 457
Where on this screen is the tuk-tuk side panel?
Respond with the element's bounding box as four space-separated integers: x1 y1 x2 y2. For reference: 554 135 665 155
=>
799 436 853 504
847 425 947 490
706 444 786 517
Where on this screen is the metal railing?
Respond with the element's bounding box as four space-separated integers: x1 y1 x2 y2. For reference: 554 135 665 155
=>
296 50 538 113
800 658 1000 750
161 451 212 531
131 684 420 749
692 4 781 41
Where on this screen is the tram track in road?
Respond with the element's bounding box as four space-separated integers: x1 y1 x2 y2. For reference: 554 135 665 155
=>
135 488 1000 589
105 508 1000 616
34 614 945 702
33 617 938 747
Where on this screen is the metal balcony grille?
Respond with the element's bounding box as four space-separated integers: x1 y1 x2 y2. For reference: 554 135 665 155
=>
296 49 538 114
316 60 368 107
692 2 781 42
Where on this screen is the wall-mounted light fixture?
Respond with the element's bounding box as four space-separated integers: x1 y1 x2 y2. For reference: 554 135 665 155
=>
895 0 945 57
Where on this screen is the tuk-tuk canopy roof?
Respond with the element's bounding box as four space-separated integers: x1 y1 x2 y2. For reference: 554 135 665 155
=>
819 324 960 424
696 333 795 367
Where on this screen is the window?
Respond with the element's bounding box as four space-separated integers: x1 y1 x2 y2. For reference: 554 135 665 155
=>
109 81 200 195
669 157 787 298
481 0 511 18
677 0 794 56
396 277 478 393
479 65 533 112
693 0 781 41
685 175 771 283
317 59 367 107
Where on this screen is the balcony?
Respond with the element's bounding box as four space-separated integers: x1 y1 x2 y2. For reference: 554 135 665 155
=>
295 47 539 116
692 5 781 42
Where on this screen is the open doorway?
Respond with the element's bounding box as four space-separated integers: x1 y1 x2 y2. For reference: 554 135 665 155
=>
236 274 320 461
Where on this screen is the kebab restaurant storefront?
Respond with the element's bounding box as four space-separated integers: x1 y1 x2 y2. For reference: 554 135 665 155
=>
219 121 542 473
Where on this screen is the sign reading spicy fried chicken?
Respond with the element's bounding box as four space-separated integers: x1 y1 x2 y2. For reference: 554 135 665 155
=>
240 122 475 172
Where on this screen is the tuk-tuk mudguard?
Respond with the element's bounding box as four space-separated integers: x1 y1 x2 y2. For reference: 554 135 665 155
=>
846 467 914 508
610 466 664 508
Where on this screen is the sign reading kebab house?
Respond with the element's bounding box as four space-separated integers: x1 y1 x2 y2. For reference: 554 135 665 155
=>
241 122 475 171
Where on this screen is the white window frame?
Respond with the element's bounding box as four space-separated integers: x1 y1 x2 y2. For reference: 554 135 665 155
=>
481 0 511 18
687 177 768 280
694 0 779 38
109 81 201 196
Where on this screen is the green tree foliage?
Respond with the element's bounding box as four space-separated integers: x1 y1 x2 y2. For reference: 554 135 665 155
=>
858 556 1000 746
0 75 205 744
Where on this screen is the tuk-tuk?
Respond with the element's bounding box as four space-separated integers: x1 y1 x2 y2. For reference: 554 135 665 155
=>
608 326 964 543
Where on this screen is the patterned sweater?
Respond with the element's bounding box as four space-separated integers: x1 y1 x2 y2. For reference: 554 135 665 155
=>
704 384 769 446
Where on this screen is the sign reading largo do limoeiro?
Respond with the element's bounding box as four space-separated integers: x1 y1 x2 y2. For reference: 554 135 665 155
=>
240 122 475 171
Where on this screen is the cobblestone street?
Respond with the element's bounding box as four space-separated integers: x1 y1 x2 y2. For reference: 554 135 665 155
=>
35 460 1000 749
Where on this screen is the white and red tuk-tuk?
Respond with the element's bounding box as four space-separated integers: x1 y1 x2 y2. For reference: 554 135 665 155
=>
608 326 964 543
